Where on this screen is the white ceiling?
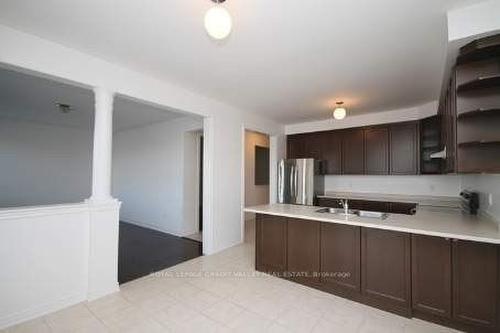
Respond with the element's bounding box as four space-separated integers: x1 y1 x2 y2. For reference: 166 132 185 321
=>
0 67 189 131
0 0 486 124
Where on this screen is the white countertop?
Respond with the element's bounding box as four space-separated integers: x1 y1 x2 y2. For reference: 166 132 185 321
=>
318 192 461 208
244 204 500 245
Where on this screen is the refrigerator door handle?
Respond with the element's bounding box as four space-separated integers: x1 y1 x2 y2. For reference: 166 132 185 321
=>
293 165 299 204
277 160 284 203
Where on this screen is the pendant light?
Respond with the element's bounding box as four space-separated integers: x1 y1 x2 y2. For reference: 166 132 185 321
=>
333 101 347 120
204 0 232 40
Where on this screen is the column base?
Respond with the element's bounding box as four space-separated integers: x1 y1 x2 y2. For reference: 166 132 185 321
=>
86 198 121 301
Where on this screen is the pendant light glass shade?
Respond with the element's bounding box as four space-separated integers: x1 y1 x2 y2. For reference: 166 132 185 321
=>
204 5 232 40
333 107 346 120
333 102 347 120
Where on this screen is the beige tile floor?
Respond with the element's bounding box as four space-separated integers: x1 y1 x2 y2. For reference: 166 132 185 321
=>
4 221 459 333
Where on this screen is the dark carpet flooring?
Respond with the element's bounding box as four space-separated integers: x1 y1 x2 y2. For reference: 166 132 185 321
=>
118 222 202 284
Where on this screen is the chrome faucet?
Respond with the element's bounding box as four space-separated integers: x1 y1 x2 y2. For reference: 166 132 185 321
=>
338 199 349 215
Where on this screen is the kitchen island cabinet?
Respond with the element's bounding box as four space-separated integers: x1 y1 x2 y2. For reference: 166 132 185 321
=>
287 218 320 285
361 228 412 316
411 234 452 319
255 214 287 276
252 210 500 332
320 223 361 298
452 239 499 330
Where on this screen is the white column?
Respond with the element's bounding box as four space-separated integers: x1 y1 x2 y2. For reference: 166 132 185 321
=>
86 87 120 301
90 87 114 202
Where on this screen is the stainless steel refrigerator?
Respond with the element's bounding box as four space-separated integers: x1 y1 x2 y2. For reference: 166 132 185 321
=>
277 158 324 206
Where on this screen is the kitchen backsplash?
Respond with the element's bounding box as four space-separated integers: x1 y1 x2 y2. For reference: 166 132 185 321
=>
461 174 500 222
324 175 461 197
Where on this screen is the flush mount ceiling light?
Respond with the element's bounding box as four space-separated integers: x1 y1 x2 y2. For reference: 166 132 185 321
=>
332 101 347 120
204 0 232 40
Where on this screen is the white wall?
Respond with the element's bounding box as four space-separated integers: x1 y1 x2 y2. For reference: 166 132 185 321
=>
0 24 285 255
244 131 270 220
325 175 461 197
0 21 284 328
0 204 90 328
447 0 500 42
112 117 203 236
0 118 92 207
285 101 437 134
461 174 500 222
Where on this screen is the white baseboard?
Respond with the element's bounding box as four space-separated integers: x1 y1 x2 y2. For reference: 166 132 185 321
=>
120 218 182 237
87 283 119 302
0 292 86 330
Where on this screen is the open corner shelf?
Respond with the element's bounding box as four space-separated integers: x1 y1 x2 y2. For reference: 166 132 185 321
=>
456 75 500 93
457 46 500 66
457 140 500 148
457 108 500 119
457 34 500 65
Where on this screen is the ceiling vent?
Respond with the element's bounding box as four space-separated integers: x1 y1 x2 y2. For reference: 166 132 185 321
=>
56 102 72 114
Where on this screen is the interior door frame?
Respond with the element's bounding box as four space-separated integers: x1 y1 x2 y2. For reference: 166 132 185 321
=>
240 126 282 243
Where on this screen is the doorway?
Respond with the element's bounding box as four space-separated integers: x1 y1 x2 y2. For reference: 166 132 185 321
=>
182 132 204 243
243 129 271 243
112 97 204 283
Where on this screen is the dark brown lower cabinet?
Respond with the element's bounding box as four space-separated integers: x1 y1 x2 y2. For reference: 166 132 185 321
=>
389 202 417 215
316 197 342 209
255 214 287 275
320 223 361 298
255 214 500 332
350 199 389 213
287 218 320 285
411 235 452 319
453 240 499 330
361 228 412 316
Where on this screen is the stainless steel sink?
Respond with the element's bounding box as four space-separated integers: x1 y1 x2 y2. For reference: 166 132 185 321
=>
315 208 389 220
357 210 389 219
315 207 358 217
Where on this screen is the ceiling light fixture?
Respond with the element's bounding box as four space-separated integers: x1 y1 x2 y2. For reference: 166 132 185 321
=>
204 0 232 40
333 101 347 120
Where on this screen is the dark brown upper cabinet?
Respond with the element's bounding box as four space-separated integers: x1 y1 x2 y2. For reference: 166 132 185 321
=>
255 214 287 275
420 115 443 175
287 120 422 176
304 132 324 161
390 121 419 175
322 131 342 174
287 134 306 159
364 126 389 175
361 228 412 316
452 240 499 329
411 235 452 319
342 128 365 174
287 218 321 286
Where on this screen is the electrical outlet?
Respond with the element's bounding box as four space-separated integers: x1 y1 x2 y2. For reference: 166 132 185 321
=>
488 193 493 206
